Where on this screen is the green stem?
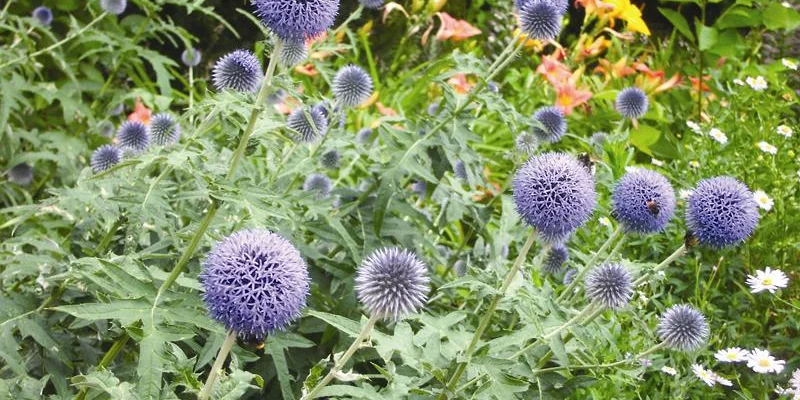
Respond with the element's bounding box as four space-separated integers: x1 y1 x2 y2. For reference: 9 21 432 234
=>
189 65 195 125
302 314 379 400
438 230 537 399
75 332 131 400
510 303 598 360
632 244 687 287
558 225 624 302
566 232 627 302
531 343 666 374
198 329 238 400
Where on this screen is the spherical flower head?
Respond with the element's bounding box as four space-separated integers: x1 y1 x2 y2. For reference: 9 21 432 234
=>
590 132 607 150
516 132 539 154
212 50 263 93
303 173 332 198
288 106 328 142
453 160 467 180
585 262 632 309
531 106 567 143
279 39 308 66
657 304 709 351
612 169 676 234
8 163 34 186
148 113 181 146
252 0 340 41
181 48 202 67
90 145 123 173
356 128 373 144
355 247 429 320
454 260 467 277
518 0 563 41
411 180 427 197
562 268 577 285
686 177 760 248
512 152 597 241
615 87 649 119
100 0 127 15
200 229 310 339
320 149 340 169
333 65 373 108
542 245 568 273
360 0 384 9
116 121 150 152
98 121 115 137
516 0 568 14
32 6 53 26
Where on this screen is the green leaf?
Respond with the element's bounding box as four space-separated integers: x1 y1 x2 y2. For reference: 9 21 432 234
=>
658 8 695 42
53 300 150 324
137 324 165 399
715 6 762 29
306 310 361 338
763 2 800 30
697 24 719 51
629 125 661 156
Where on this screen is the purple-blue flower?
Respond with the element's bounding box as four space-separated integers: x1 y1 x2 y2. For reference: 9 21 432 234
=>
149 113 181 146
542 245 568 273
686 177 759 248
8 163 34 186
612 169 675 234
585 263 633 309
90 145 122 173
360 0 384 9
279 39 308 66
32 6 53 26
288 106 328 142
333 65 373 108
518 0 563 40
303 173 332 197
320 150 340 169
252 0 340 41
512 152 597 241
657 304 709 351
212 50 263 93
356 128 373 145
100 0 127 15
116 121 150 152
355 247 429 320
615 87 649 119
453 160 467 180
516 0 568 15
531 106 567 143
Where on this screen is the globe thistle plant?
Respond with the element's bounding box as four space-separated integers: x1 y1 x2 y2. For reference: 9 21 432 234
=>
149 113 181 146
515 132 538 154
453 160 467 180
355 247 429 320
612 169 676 234
32 6 53 26
512 152 597 241
332 65 373 108
615 87 649 119
90 145 123 173
212 50 263 93
100 0 127 15
98 121 115 137
518 0 563 41
516 0 568 15
116 121 150 153
320 150 340 169
360 0 384 9
356 128 373 144
563 268 577 285
8 163 34 186
252 0 340 41
279 39 308 66
531 106 567 143
181 48 202 67
589 132 608 150
288 106 328 142
200 229 309 339
686 177 759 248
411 180 427 197
657 304 709 351
303 173 332 198
585 263 633 309
542 245 568 273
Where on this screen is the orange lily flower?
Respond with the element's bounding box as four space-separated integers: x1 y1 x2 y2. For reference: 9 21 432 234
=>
575 0 614 17
128 98 151 125
554 81 593 115
594 57 636 80
376 102 398 117
536 52 571 86
447 73 475 94
689 75 712 93
434 12 481 42
633 62 681 94
574 34 611 61
294 63 319 76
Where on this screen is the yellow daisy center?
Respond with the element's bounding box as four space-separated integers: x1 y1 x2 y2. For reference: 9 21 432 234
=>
759 359 770 367
763 277 773 285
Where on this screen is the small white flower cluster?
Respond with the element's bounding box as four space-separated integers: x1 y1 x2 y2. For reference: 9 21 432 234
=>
745 76 768 91
713 347 787 374
686 120 702 135
753 190 774 211
776 369 800 399
692 364 732 387
709 128 728 144
746 267 789 293
758 141 778 155
783 58 798 71
777 125 794 138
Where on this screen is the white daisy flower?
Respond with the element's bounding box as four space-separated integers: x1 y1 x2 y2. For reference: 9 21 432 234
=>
599 217 612 228
746 76 768 91
661 366 677 376
747 349 785 373
715 375 733 387
777 125 793 138
783 1 793 8
692 364 717 386
783 59 798 71
686 120 702 134
715 347 748 363
679 189 693 200
624 165 640 174
732 78 745 86
709 128 728 144
753 190 774 211
758 141 778 155
790 368 800 388
689 160 700 168
651 158 664 167
747 267 789 293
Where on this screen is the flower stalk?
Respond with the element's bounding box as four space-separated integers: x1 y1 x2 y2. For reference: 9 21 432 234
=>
198 329 238 400
558 224 624 302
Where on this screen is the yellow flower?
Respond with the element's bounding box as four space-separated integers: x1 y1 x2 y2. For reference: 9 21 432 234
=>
605 0 651 35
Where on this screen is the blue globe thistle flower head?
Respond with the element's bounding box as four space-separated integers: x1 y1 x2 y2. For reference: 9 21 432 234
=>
453 160 467 180
356 128 373 145
149 113 181 146
615 87 649 119
589 132 608 150
90 145 122 173
542 245 568 273
279 39 308 66
116 121 150 153
312 101 332 118
531 106 567 143
303 173 332 198
320 149 340 169
8 163 34 186
516 0 568 15
98 121 115 137
612 169 676 234
657 304 709 352
411 180 427 197
562 268 577 285
200 229 310 339
32 6 53 26
333 65 374 108
212 50 263 93
288 106 328 142
360 0 384 9
686 177 759 248
252 0 340 41
585 263 633 309
512 152 597 242
108 104 125 116
518 0 563 40
487 81 500 93
181 48 202 67
427 102 440 116
516 132 538 154
100 0 127 15
355 247 429 320
454 259 467 277
267 89 288 105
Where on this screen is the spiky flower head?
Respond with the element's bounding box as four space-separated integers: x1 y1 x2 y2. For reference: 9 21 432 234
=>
8 163 34 186
542 245 568 273
355 247 429 320
590 132 607 150
612 169 676 234
360 0 384 9
90 145 122 173
32 6 53 26
320 149 340 169
100 0 127 15
454 260 467 277
279 39 308 66
516 0 568 14
657 304 709 351
332 65 373 108
531 106 567 143
288 106 328 142
200 229 309 339
98 121 115 137
686 177 759 248
116 121 150 152
212 50 263 93
585 263 633 309
453 160 467 180
356 128 373 144
149 113 181 146
411 180 427 197
518 0 563 41
252 0 340 41
563 268 577 285
615 87 649 119
303 173 332 198
516 132 539 154
181 48 202 67
512 152 597 241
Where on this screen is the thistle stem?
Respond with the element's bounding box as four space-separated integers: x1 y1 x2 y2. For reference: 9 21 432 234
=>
189 65 195 125
530 342 666 374
510 302 598 360
302 314 379 400
558 225 624 302
632 244 687 286
566 232 627 302
198 329 238 400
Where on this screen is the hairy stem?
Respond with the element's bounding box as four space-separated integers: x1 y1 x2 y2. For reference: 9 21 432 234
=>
632 244 687 287
558 225 624 302
199 329 238 400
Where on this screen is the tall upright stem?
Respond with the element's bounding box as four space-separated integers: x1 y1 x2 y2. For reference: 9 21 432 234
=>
198 329 238 400
632 244 687 286
558 225 624 302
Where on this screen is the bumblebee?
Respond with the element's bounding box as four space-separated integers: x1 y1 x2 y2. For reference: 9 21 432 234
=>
646 199 660 216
